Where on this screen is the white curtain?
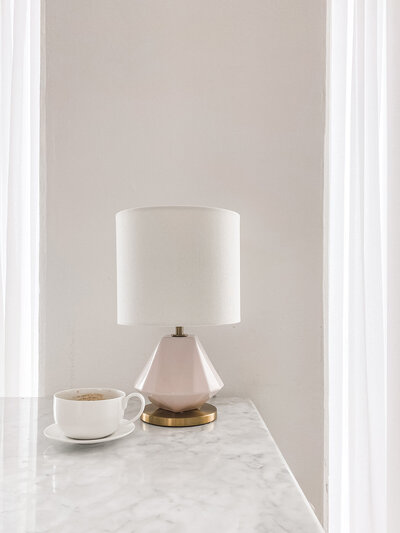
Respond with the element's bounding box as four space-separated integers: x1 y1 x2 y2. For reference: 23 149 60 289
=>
327 1 400 532
0 0 40 396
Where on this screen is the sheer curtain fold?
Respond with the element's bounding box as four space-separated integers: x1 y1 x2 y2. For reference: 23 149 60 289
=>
0 0 40 396
327 1 387 532
328 1 400 532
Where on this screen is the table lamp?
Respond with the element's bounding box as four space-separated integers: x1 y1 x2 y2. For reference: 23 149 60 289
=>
116 206 240 427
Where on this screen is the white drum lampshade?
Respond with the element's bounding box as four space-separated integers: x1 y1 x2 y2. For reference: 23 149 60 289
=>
115 206 240 426
116 206 240 326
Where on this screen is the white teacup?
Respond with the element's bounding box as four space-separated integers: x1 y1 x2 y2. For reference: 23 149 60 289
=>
54 388 146 439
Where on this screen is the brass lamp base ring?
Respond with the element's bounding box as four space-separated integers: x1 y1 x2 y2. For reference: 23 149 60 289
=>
141 403 217 427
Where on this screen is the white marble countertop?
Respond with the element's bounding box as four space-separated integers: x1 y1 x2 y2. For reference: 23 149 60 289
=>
1 397 323 533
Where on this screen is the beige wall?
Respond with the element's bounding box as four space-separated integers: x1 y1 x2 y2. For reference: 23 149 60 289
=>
43 0 325 519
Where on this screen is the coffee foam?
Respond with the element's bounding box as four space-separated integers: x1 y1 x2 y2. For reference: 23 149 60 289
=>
74 393 105 401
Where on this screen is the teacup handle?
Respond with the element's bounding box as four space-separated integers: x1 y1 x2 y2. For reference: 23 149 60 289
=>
122 392 146 423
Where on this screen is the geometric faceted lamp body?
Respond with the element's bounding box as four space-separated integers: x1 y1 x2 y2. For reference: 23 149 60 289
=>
115 206 240 426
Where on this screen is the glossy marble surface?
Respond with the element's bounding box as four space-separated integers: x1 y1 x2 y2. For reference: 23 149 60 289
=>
0 397 324 532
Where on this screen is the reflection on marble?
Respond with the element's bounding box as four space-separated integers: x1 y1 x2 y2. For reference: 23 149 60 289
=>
0 397 324 532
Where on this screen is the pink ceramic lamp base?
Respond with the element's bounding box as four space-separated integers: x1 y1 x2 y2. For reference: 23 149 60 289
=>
134 334 223 421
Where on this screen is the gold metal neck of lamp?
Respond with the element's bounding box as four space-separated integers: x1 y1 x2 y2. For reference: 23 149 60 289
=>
172 326 188 337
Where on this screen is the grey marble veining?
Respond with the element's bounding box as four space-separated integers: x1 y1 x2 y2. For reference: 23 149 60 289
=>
0 397 324 533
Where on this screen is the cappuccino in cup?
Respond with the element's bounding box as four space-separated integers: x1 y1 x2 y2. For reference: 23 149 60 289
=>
54 388 145 439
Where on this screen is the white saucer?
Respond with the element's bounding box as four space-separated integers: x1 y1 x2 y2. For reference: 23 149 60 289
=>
43 419 135 444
